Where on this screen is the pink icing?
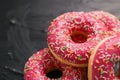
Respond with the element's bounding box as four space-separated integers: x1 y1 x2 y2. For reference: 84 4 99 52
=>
88 11 120 33
91 36 120 80
47 12 118 66
24 48 87 80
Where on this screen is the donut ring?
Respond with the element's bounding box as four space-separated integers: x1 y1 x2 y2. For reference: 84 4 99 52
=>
88 36 120 80
24 48 87 80
47 12 108 67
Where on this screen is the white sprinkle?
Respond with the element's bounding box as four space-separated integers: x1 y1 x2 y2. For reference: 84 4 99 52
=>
95 76 99 80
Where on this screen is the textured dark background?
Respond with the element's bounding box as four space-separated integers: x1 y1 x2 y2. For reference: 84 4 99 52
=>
0 0 120 80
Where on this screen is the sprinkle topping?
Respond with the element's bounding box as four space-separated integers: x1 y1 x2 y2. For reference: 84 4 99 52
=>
24 48 87 80
47 12 111 66
90 36 120 79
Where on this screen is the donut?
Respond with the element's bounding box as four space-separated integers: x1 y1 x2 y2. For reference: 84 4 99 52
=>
88 11 120 34
88 36 120 80
24 48 87 80
47 12 112 67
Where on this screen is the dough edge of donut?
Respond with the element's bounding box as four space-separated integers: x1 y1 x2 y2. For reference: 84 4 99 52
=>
48 44 88 67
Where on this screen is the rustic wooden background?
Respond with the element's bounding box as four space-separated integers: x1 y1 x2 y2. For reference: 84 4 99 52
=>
0 0 120 80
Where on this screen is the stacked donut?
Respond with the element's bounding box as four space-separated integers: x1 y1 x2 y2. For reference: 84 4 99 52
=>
24 11 120 80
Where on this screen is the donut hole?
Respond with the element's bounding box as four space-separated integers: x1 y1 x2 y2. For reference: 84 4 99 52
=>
70 31 88 43
46 69 63 79
113 62 120 77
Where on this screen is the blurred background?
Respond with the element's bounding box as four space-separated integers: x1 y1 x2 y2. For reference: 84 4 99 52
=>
0 0 120 80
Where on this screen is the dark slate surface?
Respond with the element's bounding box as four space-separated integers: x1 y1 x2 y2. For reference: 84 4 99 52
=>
0 0 120 80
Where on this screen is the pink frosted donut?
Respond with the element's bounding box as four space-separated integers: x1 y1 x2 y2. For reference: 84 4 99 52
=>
24 48 87 80
47 12 110 67
88 11 120 34
88 36 120 80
